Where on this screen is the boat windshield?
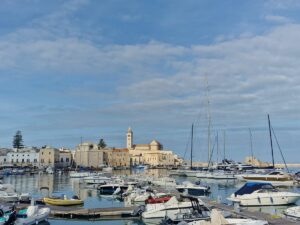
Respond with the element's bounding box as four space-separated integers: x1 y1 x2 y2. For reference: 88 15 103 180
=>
234 182 274 196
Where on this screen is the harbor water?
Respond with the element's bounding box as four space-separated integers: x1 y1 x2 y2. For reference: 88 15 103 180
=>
4 169 300 225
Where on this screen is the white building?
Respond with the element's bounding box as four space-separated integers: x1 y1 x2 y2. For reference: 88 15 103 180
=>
7 148 39 167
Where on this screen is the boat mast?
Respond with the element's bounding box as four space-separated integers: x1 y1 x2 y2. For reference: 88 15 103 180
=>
206 78 211 168
216 131 219 164
249 128 254 162
191 123 194 170
268 114 275 168
223 130 226 160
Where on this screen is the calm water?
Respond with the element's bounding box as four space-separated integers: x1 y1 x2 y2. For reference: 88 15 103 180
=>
3 169 300 225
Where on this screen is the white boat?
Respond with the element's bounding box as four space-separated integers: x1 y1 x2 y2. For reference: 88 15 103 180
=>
152 177 177 187
176 181 210 196
187 209 268 225
69 171 90 178
142 196 193 219
284 206 300 220
0 191 19 202
227 182 300 206
102 167 113 173
0 205 51 225
83 176 111 184
240 171 296 186
45 167 53 174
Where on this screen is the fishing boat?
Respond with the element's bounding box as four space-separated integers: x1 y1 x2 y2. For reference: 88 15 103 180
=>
176 181 210 196
43 195 84 206
227 182 300 206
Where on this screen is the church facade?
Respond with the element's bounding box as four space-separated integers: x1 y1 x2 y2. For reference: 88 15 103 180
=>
127 127 181 167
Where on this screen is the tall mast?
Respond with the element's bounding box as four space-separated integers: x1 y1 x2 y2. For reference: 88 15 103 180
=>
205 78 211 167
216 131 219 164
223 130 226 160
268 114 275 168
190 123 194 169
249 128 254 161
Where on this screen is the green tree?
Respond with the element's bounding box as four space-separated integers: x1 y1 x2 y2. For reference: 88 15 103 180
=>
13 130 24 149
98 138 107 149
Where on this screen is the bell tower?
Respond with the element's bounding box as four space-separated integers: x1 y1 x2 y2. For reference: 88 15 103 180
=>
127 127 133 149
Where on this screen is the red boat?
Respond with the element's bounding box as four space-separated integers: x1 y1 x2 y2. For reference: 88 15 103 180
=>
145 195 172 204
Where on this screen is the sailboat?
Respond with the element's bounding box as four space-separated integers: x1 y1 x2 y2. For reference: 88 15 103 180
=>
240 115 296 186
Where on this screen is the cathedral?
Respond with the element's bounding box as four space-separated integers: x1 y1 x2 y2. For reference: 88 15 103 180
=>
126 127 181 167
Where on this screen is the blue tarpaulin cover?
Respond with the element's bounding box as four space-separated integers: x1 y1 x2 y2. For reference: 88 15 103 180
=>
234 182 274 196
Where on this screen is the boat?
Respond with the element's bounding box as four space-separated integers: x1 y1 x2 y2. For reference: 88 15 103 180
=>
43 195 83 206
227 182 300 206
240 171 296 186
0 205 50 225
0 191 19 202
284 205 300 220
133 164 148 170
102 166 113 173
142 196 194 219
183 209 268 225
69 171 90 178
98 183 129 195
176 181 210 196
45 167 53 174
83 175 111 185
151 177 177 187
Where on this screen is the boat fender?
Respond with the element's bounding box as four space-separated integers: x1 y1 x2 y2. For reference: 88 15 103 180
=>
258 197 261 204
270 197 274 203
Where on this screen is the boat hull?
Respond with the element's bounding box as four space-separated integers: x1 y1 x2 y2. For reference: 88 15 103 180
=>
43 197 84 206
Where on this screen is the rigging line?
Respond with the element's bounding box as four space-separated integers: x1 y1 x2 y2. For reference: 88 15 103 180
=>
183 126 192 160
208 134 217 169
270 125 289 172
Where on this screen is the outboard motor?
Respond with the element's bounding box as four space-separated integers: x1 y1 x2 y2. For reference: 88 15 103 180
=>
72 195 79 200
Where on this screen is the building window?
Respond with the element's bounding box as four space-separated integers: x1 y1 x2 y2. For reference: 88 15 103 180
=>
11 159 14 163
22 159 24 163
66 158 69 162
48 160 51 163
41 159 44 163
49 152 51 155
3 158 6 162
61 158 63 163
16 159 19 163
42 152 44 155
34 159 37 163
26 159 30 163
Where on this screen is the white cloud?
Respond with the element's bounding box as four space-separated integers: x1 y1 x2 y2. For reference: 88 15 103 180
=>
265 15 292 24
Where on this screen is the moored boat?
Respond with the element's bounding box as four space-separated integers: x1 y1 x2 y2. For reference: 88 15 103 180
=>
227 182 300 206
43 195 83 206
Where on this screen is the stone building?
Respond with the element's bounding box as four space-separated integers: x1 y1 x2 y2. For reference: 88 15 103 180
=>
74 142 104 169
102 148 130 168
127 127 181 167
39 146 60 168
58 148 73 168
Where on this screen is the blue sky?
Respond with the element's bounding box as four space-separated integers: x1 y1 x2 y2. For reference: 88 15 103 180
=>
1 0 300 163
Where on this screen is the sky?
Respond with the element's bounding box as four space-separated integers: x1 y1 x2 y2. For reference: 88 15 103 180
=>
1 0 300 163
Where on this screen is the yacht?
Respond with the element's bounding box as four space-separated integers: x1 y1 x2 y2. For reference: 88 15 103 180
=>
151 177 177 187
176 181 210 196
240 171 296 186
227 182 300 206
142 196 194 219
98 183 129 195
